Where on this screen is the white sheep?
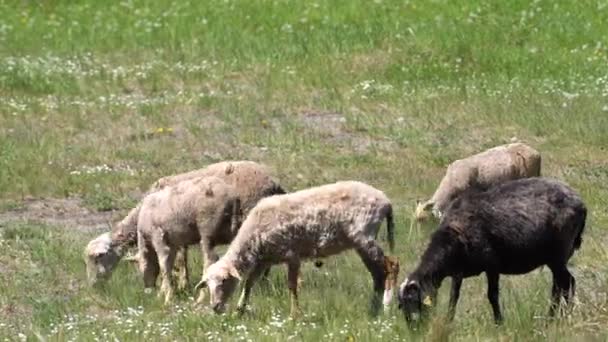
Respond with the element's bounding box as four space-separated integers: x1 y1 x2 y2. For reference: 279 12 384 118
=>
137 176 241 305
84 232 122 285
84 161 285 287
196 181 395 317
415 143 541 221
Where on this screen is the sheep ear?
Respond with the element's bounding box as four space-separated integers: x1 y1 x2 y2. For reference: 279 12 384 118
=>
405 280 420 293
414 200 433 217
399 278 408 295
126 231 137 241
398 278 411 303
228 266 242 280
194 279 208 291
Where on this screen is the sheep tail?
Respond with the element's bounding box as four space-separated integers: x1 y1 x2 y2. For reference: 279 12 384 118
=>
573 206 587 251
270 183 287 196
274 184 287 195
386 205 395 252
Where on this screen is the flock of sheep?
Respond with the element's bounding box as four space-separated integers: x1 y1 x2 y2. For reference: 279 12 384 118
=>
84 142 587 326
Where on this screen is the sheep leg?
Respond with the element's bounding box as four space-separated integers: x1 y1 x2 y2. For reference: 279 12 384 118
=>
287 260 302 318
448 275 463 321
569 275 576 302
152 234 177 305
550 277 560 316
236 263 267 315
549 264 574 316
561 269 575 304
355 240 386 316
158 248 177 305
138 234 159 291
261 266 271 280
195 239 219 304
174 247 189 291
200 238 219 270
486 272 503 324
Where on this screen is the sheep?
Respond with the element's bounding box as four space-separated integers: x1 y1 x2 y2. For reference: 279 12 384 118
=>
414 143 541 222
399 177 586 324
86 201 193 289
195 181 395 317
84 232 123 285
84 161 285 287
136 176 241 305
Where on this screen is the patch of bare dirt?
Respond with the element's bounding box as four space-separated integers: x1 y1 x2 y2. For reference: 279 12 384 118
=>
299 111 396 153
300 111 347 137
0 197 116 233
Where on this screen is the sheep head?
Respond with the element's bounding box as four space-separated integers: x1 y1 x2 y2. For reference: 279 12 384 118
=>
195 260 241 314
414 200 435 222
398 277 435 325
84 232 122 286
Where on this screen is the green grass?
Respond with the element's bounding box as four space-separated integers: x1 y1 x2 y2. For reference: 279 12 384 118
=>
1 0 608 340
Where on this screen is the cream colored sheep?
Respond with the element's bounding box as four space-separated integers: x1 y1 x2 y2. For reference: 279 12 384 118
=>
196 181 395 317
84 232 123 285
84 161 285 287
415 143 541 221
137 176 241 305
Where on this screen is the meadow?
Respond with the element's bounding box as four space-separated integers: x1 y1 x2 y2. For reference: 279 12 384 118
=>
1 0 608 340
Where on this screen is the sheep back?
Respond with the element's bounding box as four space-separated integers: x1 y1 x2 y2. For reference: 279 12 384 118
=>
431 143 542 214
153 161 283 213
440 177 586 273
226 181 392 261
137 176 239 247
112 160 283 244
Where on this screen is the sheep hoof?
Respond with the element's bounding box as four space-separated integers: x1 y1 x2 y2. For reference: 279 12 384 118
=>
163 294 174 306
383 305 391 314
195 290 207 305
236 305 249 316
192 302 213 314
289 307 302 319
177 282 189 292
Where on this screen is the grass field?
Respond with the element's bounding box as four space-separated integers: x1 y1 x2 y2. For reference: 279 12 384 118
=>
1 0 608 340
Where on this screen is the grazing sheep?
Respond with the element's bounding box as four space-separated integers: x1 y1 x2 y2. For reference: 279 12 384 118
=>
399 177 586 324
137 176 241 305
84 232 123 285
151 161 285 215
195 181 395 317
84 161 285 287
415 143 541 221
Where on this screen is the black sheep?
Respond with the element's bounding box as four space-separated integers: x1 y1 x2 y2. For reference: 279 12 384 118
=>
398 177 587 324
